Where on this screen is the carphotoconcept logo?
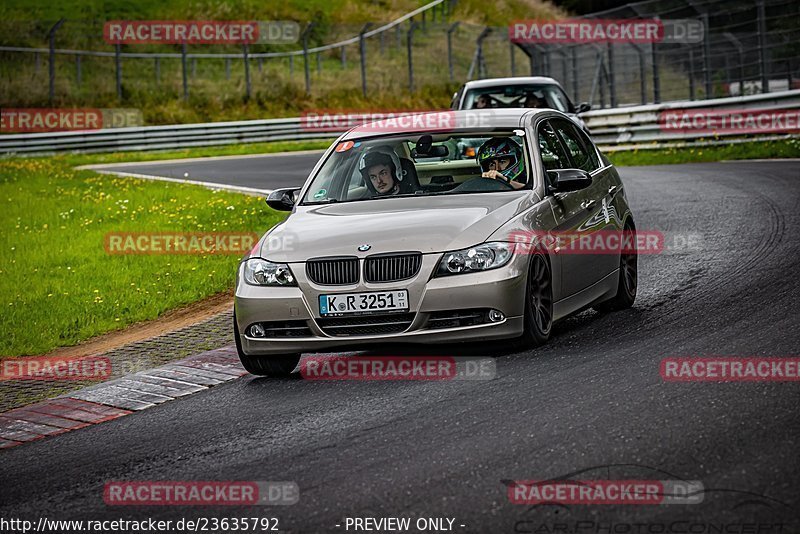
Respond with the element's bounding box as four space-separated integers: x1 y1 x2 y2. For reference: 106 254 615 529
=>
300 355 496 381
0 109 142 133
104 232 259 255
103 21 299 44
103 481 299 506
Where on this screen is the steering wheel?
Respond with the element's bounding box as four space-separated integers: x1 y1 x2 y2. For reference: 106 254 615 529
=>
452 177 515 192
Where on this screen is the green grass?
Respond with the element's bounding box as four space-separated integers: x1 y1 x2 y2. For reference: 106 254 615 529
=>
606 138 800 167
0 156 286 357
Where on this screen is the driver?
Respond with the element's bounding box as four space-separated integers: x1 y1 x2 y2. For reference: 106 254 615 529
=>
523 94 544 108
359 148 405 196
477 137 527 190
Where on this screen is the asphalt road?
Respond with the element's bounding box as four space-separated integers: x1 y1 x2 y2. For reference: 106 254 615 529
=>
2 158 799 533
96 151 325 191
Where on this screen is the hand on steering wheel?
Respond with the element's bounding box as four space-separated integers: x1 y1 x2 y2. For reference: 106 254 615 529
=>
481 170 515 189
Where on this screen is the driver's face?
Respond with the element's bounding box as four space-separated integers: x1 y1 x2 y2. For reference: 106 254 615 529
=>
368 164 395 194
488 157 512 171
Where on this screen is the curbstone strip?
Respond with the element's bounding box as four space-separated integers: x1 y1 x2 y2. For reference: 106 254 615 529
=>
0 346 247 450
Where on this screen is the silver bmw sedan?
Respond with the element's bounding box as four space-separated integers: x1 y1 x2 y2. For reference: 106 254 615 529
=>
234 109 637 376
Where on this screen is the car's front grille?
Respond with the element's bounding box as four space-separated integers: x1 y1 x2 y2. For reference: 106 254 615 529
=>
248 320 313 338
306 257 359 285
425 309 488 330
316 313 415 337
365 253 422 283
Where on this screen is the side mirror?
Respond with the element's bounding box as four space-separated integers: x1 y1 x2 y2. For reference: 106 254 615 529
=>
266 187 300 211
576 102 592 114
547 169 592 193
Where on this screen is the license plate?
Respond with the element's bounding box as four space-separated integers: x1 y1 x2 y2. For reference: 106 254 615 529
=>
319 290 409 316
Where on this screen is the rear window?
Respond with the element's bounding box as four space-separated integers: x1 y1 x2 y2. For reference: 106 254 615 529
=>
462 84 573 112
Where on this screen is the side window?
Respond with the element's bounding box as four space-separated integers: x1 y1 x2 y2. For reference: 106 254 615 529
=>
551 119 600 173
537 121 570 172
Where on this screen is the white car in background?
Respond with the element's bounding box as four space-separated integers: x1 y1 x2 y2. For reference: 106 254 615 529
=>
451 76 592 134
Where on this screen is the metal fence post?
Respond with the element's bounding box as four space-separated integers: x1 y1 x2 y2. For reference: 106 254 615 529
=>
341 46 346 68
115 44 122 101
302 23 314 94
408 22 418 92
243 44 251 101
509 40 516 76
155 57 160 84
317 52 321 75
475 27 491 79
757 0 768 93
606 43 616 108
75 55 81 88
47 19 65 105
35 52 40 74
258 57 263 72
289 55 294 75
192 58 197 78
702 14 711 98
181 44 189 101
225 58 230 80
447 22 459 81
651 42 660 104
360 23 373 98
689 49 696 100
571 47 578 102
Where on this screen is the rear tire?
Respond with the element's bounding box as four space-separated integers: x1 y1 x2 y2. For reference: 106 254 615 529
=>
518 252 553 348
234 312 300 377
595 222 638 312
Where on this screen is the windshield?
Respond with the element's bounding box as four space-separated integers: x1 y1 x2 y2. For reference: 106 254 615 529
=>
463 84 573 113
301 132 531 205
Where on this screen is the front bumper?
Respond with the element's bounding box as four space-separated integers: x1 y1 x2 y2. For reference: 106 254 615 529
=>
235 252 529 356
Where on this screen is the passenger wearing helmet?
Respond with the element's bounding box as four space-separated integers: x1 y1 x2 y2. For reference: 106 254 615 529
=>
359 147 410 196
477 137 527 190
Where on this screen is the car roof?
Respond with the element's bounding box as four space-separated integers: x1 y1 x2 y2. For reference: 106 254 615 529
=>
342 109 557 140
462 76 563 89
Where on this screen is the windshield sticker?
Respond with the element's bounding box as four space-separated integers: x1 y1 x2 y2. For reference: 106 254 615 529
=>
335 141 355 152
313 189 327 199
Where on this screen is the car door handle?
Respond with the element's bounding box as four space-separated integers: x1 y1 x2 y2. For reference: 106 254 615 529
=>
608 185 618 195
581 200 596 210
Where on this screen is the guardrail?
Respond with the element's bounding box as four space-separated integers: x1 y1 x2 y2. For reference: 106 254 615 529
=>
2 90 798 155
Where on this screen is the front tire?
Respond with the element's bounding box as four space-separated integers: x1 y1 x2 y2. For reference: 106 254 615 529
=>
595 223 638 312
234 312 300 377
518 253 553 348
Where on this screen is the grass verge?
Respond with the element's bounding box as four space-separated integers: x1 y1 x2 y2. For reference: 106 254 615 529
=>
606 138 800 167
0 156 285 357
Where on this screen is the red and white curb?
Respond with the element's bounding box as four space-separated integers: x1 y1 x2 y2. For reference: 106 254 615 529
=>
0 345 245 450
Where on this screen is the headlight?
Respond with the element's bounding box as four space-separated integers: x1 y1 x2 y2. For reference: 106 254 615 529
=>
242 258 296 286
435 242 514 276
